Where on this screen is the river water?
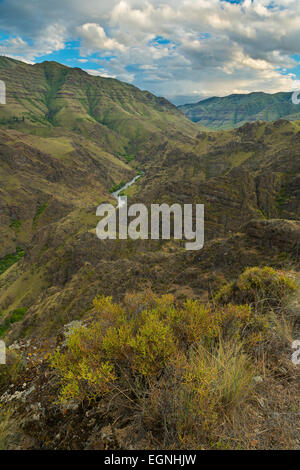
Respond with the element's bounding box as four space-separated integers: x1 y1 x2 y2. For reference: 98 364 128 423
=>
112 173 143 208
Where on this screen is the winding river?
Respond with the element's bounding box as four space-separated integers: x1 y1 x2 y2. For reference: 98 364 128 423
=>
112 173 143 208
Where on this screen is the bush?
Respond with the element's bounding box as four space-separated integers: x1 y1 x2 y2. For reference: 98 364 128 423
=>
176 300 219 347
50 323 116 403
109 181 126 193
51 293 179 403
33 201 48 224
0 350 25 393
0 307 28 337
215 266 296 313
129 310 177 376
176 341 255 447
0 247 25 276
50 271 292 447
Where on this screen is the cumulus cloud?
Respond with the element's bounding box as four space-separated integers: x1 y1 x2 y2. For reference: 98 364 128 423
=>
0 0 300 102
78 23 125 53
84 68 117 78
0 23 66 60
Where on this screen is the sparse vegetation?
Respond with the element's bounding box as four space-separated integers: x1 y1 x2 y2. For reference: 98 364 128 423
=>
10 219 21 233
0 350 25 392
117 153 136 163
33 201 49 225
0 57 300 450
50 272 288 448
0 307 28 337
109 181 126 193
215 266 296 313
0 247 25 276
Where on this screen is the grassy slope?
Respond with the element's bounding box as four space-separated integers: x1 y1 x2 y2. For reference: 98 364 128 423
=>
0 57 196 148
0 56 199 333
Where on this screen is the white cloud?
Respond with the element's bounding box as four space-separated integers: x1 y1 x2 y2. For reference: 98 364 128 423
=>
0 0 300 102
0 23 66 60
78 23 125 53
84 68 116 78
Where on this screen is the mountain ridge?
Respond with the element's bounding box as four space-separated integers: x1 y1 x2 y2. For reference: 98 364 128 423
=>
179 90 300 129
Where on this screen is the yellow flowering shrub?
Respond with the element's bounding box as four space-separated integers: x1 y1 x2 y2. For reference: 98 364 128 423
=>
50 266 295 447
215 266 296 312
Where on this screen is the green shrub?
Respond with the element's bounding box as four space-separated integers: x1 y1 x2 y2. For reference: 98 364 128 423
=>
109 181 126 193
0 350 25 392
129 310 177 376
174 300 219 347
10 220 21 233
215 266 296 313
0 307 28 337
0 247 25 276
50 323 116 403
120 153 135 163
50 278 291 447
33 201 49 225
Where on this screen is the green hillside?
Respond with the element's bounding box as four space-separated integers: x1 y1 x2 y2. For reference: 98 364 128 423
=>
0 56 196 148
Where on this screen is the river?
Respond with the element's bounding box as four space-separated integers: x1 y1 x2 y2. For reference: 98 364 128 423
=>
112 173 143 208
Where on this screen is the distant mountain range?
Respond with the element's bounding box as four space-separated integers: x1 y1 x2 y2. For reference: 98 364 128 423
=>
179 91 300 129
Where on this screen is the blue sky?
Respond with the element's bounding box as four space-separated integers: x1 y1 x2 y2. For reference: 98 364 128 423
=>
0 0 299 104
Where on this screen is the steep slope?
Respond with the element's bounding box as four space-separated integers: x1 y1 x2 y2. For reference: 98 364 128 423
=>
139 119 300 239
0 56 196 149
0 127 134 256
179 91 300 129
0 57 198 258
0 57 200 337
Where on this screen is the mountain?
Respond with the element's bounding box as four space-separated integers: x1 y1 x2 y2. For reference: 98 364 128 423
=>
179 91 300 129
0 56 197 257
1 57 300 348
0 56 196 141
0 58 299 450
